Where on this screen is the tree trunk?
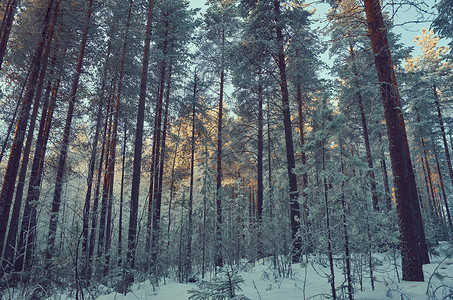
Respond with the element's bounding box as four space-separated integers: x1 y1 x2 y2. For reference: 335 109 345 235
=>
104 0 133 274
118 121 127 267
257 78 264 222
431 137 453 227
322 139 336 300
256 76 263 259
97 99 114 271
215 28 225 269
0 0 17 70
46 0 93 274
81 23 115 273
273 0 300 263
10 2 60 274
434 84 453 190
152 63 173 277
363 0 424 281
350 44 379 210
149 29 169 276
0 70 29 165
186 69 196 281
378 132 392 211
89 102 111 271
127 0 155 270
167 124 181 248
13 55 63 276
339 144 353 300
0 0 56 262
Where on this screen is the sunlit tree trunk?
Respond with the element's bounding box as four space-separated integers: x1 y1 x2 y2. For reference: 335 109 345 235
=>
10 37 61 277
0 0 56 263
0 0 17 70
363 0 424 281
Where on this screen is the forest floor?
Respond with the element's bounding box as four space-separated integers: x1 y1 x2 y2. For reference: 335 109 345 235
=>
46 243 453 300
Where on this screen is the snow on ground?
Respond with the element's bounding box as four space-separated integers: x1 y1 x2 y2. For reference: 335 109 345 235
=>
47 247 453 299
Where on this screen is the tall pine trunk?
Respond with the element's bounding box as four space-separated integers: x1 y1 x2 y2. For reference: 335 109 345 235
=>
127 0 155 270
9 1 59 274
118 121 127 267
378 132 392 211
149 29 169 275
273 0 300 262
363 0 424 281
350 44 379 210
256 76 263 258
215 28 225 269
434 84 453 191
46 0 93 274
81 25 115 274
0 0 17 69
0 0 56 260
103 0 133 274
186 70 196 281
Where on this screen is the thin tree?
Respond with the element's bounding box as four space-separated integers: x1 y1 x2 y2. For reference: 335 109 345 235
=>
127 0 155 270
186 69 197 281
46 0 93 274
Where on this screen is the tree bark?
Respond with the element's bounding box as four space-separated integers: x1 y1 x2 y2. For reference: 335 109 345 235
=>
431 137 453 227
0 70 29 166
46 0 93 274
215 27 225 268
378 132 392 211
127 0 155 270
149 28 169 275
322 139 336 300
363 0 424 281
350 44 379 210
186 69 196 281
104 0 133 273
257 78 263 221
273 0 300 262
0 0 17 70
434 84 453 190
118 120 127 267
81 23 115 273
0 0 56 262
10 2 60 274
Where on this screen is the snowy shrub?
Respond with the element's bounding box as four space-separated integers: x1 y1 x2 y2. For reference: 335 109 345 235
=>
112 268 134 295
188 270 250 300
